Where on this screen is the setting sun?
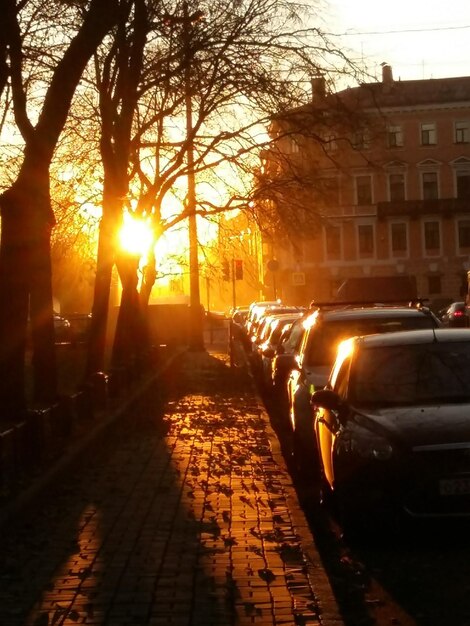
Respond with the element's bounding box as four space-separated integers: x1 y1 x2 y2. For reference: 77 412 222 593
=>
118 212 154 257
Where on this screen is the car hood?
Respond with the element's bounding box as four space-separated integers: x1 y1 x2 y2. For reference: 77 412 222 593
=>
353 404 470 448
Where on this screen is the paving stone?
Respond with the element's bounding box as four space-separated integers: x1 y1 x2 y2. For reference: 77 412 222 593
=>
0 346 343 626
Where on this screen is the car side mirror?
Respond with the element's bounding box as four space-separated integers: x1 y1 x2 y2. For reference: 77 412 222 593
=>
311 388 344 413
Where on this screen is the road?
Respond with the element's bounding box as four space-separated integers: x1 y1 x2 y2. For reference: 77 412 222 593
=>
264 392 470 626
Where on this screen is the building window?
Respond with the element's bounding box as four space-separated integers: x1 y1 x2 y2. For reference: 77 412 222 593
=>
420 122 437 146
352 129 370 150
387 125 403 148
428 275 442 295
355 175 373 205
389 173 405 202
458 220 470 251
391 222 408 256
325 224 341 259
289 137 300 153
456 170 470 199
318 178 339 206
422 171 439 200
455 121 470 144
357 224 374 257
424 221 440 255
323 134 337 152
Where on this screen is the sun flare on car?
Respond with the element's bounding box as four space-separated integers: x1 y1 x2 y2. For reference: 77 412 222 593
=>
118 212 154 257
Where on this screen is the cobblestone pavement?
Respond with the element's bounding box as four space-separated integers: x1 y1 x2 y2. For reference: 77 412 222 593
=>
0 346 343 626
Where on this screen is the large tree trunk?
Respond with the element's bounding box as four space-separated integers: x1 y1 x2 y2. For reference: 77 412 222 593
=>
0 170 56 418
112 252 145 367
86 196 122 375
0 0 120 420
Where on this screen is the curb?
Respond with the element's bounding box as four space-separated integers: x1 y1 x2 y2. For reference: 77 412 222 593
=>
240 345 345 625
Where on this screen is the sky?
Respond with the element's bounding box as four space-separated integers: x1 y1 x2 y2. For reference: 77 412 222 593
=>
325 0 470 82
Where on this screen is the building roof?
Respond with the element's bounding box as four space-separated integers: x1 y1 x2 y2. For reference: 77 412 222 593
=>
333 69 470 110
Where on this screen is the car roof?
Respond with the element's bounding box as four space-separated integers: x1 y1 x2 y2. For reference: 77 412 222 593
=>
355 328 470 348
310 305 436 323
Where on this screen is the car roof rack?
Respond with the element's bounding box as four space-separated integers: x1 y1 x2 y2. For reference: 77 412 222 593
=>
309 298 430 310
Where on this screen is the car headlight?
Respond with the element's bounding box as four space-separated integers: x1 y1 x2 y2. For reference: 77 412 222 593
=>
336 425 393 461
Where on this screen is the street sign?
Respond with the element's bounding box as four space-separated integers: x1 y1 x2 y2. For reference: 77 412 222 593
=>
292 272 305 286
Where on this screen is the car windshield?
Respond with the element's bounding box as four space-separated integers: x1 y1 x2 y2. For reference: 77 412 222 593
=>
351 341 470 406
305 315 436 367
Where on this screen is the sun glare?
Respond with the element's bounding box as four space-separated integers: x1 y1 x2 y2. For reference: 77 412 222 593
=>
119 212 153 256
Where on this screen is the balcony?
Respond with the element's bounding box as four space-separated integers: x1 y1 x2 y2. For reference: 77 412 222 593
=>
377 197 470 219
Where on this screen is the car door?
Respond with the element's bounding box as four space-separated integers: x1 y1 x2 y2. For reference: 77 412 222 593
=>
315 352 352 488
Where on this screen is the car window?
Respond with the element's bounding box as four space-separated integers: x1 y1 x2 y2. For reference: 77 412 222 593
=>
283 320 305 351
305 315 437 367
331 355 351 398
352 341 470 406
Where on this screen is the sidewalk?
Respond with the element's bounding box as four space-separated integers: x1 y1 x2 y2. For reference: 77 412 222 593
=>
0 344 343 626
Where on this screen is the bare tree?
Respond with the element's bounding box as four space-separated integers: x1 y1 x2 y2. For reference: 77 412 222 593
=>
0 0 120 420
124 0 360 344
23 0 360 376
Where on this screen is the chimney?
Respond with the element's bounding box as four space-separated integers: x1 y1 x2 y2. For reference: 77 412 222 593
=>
311 75 326 101
381 63 393 85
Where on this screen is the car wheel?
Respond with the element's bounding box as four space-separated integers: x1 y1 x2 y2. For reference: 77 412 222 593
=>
335 487 370 541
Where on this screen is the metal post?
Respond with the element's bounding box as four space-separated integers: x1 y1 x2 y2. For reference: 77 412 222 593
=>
183 1 204 351
231 257 236 310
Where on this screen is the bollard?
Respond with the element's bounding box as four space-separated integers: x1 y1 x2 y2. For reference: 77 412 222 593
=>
14 419 35 476
74 388 94 422
88 371 109 412
52 401 73 439
25 408 53 465
108 366 127 399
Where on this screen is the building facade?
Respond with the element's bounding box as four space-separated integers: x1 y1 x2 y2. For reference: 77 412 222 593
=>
260 66 470 309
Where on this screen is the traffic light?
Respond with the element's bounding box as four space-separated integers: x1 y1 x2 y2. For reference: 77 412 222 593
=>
234 259 243 280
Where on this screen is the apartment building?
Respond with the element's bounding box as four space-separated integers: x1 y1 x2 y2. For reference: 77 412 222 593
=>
260 65 470 308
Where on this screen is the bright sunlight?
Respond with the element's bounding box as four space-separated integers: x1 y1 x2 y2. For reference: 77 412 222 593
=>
118 212 154 257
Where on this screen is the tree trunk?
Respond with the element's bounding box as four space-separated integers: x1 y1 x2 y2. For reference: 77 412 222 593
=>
138 249 157 351
0 176 56 419
85 210 121 376
0 0 120 420
112 253 144 367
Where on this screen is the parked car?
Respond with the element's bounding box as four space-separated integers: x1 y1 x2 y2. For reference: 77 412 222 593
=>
286 302 441 475
250 310 301 375
269 315 308 422
64 312 92 344
54 313 72 343
248 306 303 351
258 312 305 387
312 328 470 535
438 301 470 327
245 300 282 339
229 306 250 349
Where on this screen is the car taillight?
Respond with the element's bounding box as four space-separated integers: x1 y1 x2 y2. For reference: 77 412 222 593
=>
453 311 464 317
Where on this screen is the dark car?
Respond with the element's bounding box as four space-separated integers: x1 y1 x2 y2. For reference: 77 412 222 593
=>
287 302 441 474
269 315 308 419
311 328 470 535
438 301 470 327
258 312 305 387
54 313 73 343
229 306 250 349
